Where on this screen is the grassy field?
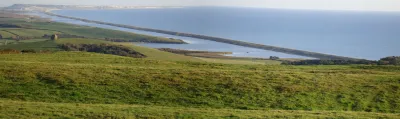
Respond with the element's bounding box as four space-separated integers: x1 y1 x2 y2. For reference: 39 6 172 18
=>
1 100 399 119
0 39 59 51
55 38 109 44
0 30 16 38
0 52 399 114
197 57 281 65
0 39 49 46
3 28 61 37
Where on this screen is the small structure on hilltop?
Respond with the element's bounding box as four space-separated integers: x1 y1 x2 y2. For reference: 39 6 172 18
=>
51 34 58 40
0 34 4 45
270 56 280 60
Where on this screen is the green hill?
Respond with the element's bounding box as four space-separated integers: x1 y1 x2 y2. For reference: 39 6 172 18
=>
1 13 399 119
1 52 400 117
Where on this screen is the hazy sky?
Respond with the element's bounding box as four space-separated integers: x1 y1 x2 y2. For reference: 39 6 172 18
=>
1 0 400 11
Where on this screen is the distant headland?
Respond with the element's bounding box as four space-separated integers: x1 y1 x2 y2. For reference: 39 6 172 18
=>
1 4 183 12
1 4 364 60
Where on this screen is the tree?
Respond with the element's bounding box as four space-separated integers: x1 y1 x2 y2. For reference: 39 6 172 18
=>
51 34 58 40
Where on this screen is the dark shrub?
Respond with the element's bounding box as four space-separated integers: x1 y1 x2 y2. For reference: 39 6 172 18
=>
270 56 280 60
58 43 146 58
21 49 37 53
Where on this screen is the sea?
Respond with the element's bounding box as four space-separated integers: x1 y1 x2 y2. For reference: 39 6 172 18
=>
33 7 400 60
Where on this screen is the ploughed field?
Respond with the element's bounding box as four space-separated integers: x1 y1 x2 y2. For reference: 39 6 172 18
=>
0 13 399 119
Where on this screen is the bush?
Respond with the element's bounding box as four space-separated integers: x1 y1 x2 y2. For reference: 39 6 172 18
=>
58 43 146 58
21 49 37 53
270 56 280 60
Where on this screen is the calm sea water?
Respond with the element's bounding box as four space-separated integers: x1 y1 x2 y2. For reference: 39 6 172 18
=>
47 7 400 60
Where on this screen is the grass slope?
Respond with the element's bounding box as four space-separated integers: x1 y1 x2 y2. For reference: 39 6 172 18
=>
57 39 202 62
0 30 16 38
0 40 59 51
0 52 399 114
127 44 202 62
55 38 110 44
1 100 399 119
3 28 60 37
196 57 281 65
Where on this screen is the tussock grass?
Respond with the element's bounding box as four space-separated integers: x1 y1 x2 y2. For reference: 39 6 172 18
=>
1 100 399 119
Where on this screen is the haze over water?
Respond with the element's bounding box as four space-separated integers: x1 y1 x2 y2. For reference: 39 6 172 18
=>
52 7 400 60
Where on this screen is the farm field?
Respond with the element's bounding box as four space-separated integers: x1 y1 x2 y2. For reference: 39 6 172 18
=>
2 28 60 37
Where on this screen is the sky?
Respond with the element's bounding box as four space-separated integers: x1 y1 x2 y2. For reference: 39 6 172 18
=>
1 0 400 11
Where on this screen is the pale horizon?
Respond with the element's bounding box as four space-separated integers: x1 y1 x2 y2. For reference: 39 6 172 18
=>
1 0 400 12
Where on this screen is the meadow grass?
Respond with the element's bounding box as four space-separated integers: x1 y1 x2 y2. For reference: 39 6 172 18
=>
0 39 59 51
127 44 203 62
18 39 49 43
55 38 110 44
3 28 60 37
196 57 281 65
0 52 399 114
1 100 399 119
0 30 16 38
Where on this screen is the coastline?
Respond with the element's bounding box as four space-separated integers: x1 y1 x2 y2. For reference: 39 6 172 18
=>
44 11 362 60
